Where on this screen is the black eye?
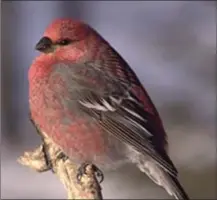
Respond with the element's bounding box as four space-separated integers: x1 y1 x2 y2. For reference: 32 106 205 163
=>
57 39 72 45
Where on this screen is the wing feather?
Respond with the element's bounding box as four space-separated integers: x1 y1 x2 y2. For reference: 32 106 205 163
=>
50 62 178 177
78 90 178 177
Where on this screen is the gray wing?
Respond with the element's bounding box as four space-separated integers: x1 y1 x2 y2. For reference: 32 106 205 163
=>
50 62 178 177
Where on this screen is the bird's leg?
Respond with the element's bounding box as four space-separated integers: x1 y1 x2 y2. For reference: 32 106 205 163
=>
42 140 69 173
41 140 54 173
76 162 104 184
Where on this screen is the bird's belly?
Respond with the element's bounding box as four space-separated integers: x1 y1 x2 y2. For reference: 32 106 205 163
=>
32 107 128 169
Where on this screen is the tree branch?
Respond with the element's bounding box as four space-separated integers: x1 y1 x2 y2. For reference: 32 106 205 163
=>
18 137 103 199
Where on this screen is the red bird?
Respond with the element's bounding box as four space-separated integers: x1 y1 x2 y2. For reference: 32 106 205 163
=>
29 18 189 199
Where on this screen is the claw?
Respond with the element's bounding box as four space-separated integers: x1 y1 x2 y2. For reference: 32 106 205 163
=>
92 164 104 183
76 162 88 183
56 152 68 161
76 162 104 184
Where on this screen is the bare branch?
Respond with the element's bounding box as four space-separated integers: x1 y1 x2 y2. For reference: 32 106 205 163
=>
18 137 103 199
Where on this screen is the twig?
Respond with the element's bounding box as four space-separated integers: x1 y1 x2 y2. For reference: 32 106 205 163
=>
18 137 103 199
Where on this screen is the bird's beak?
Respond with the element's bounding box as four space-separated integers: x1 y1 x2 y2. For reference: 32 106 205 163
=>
35 37 53 53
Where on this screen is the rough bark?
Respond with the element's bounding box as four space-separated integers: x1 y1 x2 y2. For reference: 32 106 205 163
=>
18 137 103 199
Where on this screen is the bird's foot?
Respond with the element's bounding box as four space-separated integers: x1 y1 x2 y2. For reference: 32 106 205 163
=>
56 152 68 161
42 143 54 173
42 143 68 173
76 162 104 184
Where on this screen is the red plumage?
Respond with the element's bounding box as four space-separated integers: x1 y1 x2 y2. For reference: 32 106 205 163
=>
29 18 189 199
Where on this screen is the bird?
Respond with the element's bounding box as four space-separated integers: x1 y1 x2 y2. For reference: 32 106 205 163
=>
28 18 190 199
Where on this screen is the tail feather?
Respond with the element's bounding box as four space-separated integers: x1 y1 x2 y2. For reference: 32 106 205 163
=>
164 173 190 200
136 159 190 199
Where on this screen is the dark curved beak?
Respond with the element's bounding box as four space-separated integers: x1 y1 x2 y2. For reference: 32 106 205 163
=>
35 37 53 52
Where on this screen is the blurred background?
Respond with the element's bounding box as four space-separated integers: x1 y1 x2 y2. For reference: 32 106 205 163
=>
1 1 216 199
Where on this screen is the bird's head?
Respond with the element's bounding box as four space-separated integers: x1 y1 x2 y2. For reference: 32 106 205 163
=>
35 18 94 61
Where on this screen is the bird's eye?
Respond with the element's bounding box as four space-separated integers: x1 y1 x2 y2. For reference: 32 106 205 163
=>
57 39 72 46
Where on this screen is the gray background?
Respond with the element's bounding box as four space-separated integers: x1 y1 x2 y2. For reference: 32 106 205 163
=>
1 1 216 199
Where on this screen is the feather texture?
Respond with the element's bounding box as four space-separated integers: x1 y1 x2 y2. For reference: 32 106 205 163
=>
46 61 178 177
29 18 189 199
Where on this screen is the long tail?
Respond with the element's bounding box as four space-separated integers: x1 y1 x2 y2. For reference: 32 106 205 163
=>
136 159 190 199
